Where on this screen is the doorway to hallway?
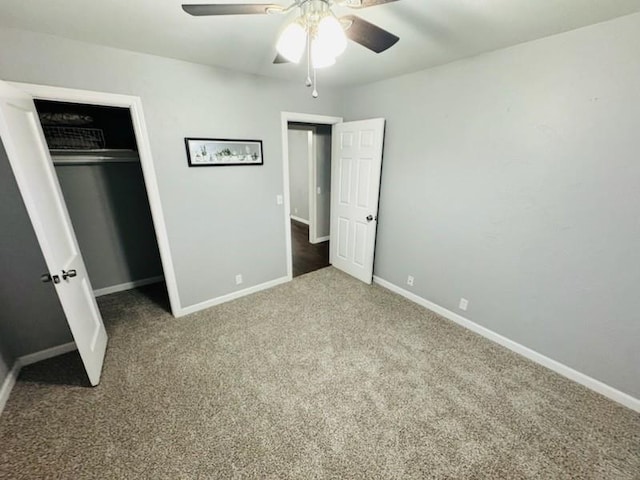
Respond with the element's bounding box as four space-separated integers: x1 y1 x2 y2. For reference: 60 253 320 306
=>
287 122 332 277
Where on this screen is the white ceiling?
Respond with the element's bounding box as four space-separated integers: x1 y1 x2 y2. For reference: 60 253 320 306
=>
1 0 639 87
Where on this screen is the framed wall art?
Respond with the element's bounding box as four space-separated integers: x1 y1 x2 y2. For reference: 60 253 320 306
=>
185 138 263 166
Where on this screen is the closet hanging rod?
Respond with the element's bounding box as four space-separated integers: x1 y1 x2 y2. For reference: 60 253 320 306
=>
52 157 139 166
51 149 139 166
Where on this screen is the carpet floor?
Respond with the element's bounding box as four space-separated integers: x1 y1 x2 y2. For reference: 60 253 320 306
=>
0 267 638 479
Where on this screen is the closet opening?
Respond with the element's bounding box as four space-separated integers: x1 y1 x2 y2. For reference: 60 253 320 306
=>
287 122 332 278
33 99 170 312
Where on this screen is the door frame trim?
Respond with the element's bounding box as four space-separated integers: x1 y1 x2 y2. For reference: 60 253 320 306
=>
9 82 181 316
307 127 317 244
281 112 342 280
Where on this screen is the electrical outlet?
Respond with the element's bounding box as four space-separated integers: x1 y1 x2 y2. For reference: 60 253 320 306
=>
294 207 298 214
407 275 414 287
235 274 243 285
276 195 283 205
317 187 322 195
459 298 469 311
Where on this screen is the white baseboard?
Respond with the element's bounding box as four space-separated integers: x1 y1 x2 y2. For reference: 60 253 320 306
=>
18 342 77 367
373 276 640 413
93 275 164 297
290 215 310 225
0 362 20 415
0 341 78 416
178 276 290 317
311 235 330 244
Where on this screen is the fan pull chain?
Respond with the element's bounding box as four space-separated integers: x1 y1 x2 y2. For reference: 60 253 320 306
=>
312 68 319 98
305 31 312 88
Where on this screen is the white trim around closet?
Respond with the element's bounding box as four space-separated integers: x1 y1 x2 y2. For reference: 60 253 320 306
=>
8 82 182 317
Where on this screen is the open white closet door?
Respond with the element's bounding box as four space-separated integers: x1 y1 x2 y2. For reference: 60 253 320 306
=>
0 80 107 386
330 118 385 284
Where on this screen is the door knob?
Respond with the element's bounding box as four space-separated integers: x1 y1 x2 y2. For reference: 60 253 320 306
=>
366 215 375 222
62 269 77 280
41 273 60 284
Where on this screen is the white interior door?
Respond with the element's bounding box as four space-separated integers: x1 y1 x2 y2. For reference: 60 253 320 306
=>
0 80 107 386
330 118 385 284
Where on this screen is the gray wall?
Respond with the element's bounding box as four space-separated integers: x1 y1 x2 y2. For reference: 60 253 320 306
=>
0 26 344 310
343 13 640 398
0 139 72 378
287 128 310 222
55 162 163 291
314 125 332 239
0 338 11 388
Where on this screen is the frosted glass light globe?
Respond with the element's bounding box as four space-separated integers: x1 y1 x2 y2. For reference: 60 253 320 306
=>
316 15 347 58
311 38 336 69
276 22 306 63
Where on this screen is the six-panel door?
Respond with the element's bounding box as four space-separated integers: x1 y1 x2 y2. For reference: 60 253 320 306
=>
0 80 107 386
330 118 385 284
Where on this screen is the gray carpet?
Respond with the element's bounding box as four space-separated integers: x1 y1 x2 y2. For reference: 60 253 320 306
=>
0 267 638 479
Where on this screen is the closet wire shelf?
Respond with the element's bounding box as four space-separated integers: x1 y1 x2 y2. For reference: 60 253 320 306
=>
42 127 139 165
43 126 106 150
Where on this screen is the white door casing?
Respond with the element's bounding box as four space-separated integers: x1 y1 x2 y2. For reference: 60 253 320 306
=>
281 112 343 280
330 118 386 284
0 80 107 386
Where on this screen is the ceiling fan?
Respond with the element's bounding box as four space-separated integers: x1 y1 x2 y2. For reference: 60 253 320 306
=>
182 0 401 97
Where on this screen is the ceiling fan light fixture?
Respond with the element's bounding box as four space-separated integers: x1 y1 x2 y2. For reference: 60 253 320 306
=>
276 21 306 63
316 15 347 58
311 38 336 69
183 1 401 97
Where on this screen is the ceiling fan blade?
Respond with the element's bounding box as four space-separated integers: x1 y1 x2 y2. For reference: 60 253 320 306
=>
342 0 400 8
342 15 399 53
182 4 284 16
273 53 290 64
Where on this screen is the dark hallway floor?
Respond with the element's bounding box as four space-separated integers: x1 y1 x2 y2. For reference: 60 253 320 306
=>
291 219 329 277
